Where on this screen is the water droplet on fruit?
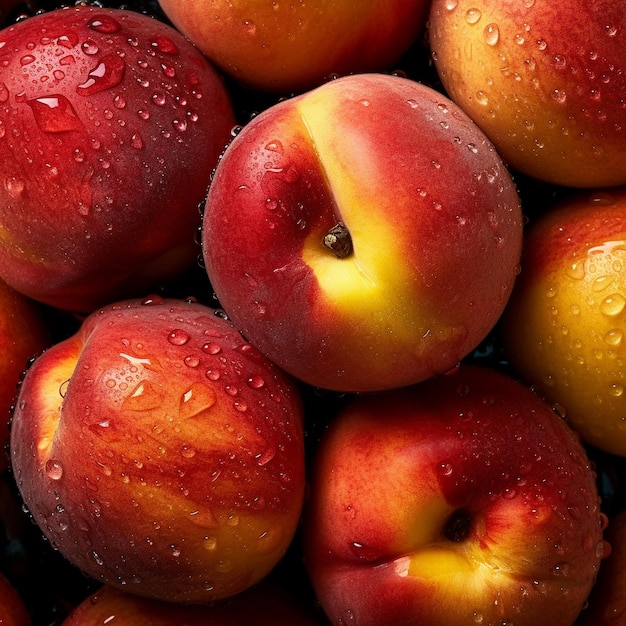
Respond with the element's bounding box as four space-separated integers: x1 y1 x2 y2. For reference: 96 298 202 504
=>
77 54 126 96
445 0 459 10
179 382 217 419
168 329 191 346
151 35 179 55
81 39 100 55
465 8 482 24
202 342 222 355
45 459 64 481
183 355 200 368
247 375 265 389
27 95 83 133
608 383 624 397
130 133 144 149
87 15 122 34
605 329 623 346
600 293 626 317
5 177 25 198
484 24 499 46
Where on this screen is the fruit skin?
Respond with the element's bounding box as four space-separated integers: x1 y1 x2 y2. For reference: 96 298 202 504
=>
62 581 323 625
499 188 626 456
0 278 51 473
576 509 626 626
156 0 430 93
9 297 305 604
0 6 235 312
428 0 626 188
303 365 606 626
0 571 29 626
202 73 523 393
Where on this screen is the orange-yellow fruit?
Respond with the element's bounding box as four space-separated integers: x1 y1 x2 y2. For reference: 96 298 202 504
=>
500 188 626 455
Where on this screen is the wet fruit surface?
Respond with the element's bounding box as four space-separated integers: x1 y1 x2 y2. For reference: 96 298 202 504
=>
0 1 625 625
0 3 235 311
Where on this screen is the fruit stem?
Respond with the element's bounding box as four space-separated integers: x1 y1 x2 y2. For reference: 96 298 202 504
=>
323 223 353 259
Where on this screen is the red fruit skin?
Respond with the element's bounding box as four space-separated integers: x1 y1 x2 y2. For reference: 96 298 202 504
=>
0 571 29 626
62 581 323 625
0 7 235 312
303 365 607 626
203 73 522 392
10 297 306 604
576 509 626 625
0 277 51 473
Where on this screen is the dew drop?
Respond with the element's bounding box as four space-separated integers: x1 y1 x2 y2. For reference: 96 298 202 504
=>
88 15 122 34
130 133 143 149
151 35 179 55
247 375 266 389
81 39 100 56
168 329 191 346
27 95 83 133
465 8 482 24
483 23 499 45
605 328 623 346
77 54 126 96
45 459 64 481
179 383 217 419
600 293 626 317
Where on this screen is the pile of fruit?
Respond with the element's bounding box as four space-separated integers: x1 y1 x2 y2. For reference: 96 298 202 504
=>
1 0 625 624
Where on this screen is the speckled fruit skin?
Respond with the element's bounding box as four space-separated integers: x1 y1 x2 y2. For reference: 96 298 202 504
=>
303 365 607 626
0 6 235 312
500 189 626 457
428 0 626 188
0 277 51 472
9 297 305 604
0 571 29 626
157 0 430 93
63 581 323 626
202 73 523 393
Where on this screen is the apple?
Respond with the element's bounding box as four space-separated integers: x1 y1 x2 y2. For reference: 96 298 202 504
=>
0 6 236 312
9 296 306 604
303 364 608 626
61 580 323 625
0 277 52 473
428 0 626 188
156 0 430 94
202 72 523 393
0 571 29 626
499 188 626 457
576 508 626 625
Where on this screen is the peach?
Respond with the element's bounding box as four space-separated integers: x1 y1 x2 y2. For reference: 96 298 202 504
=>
500 188 626 456
61 581 323 625
0 6 235 312
10 297 305 603
303 365 607 626
202 72 523 392
428 0 626 187
576 508 625 626
0 277 52 472
157 0 430 93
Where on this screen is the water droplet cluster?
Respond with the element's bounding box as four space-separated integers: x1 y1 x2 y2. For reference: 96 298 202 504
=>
11 298 305 603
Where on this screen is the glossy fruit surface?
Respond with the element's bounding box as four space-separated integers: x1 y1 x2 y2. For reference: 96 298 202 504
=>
0 6 235 312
